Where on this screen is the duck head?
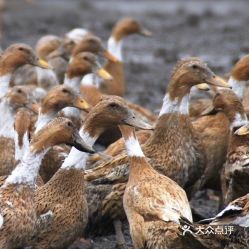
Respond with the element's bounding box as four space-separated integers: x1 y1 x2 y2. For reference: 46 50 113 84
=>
40 85 90 115
160 57 230 116
211 89 247 130
0 43 50 75
31 117 94 154
168 57 230 99
66 52 112 82
5 86 32 111
83 95 153 139
72 34 117 62
35 35 62 61
228 55 249 99
112 17 152 41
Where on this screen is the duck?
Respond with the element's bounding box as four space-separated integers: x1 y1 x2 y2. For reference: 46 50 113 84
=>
120 124 193 249
33 85 90 183
0 86 36 176
11 35 62 89
32 96 152 249
63 51 112 128
84 57 229 248
0 117 92 249
192 89 247 191
45 28 91 84
35 34 62 61
101 17 152 97
87 84 210 165
190 54 249 120
35 85 90 132
221 113 249 206
0 43 49 98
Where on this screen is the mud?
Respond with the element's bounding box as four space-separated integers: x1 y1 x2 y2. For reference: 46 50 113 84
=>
2 0 249 248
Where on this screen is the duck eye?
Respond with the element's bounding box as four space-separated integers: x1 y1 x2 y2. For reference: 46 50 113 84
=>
67 121 72 127
62 88 69 94
192 64 198 69
17 89 22 93
109 103 119 108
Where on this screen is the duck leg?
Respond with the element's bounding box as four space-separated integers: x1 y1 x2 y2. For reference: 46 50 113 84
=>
113 219 127 249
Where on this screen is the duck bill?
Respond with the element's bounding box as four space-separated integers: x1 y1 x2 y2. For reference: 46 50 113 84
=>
124 116 154 130
33 59 51 69
70 133 95 154
96 66 113 81
234 124 249 136
103 49 118 62
139 28 152 37
73 96 90 112
205 75 230 89
196 83 210 91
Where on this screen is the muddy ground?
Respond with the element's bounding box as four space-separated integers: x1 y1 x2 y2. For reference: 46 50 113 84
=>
2 0 249 248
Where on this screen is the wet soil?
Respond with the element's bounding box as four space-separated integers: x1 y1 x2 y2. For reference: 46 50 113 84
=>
2 0 249 248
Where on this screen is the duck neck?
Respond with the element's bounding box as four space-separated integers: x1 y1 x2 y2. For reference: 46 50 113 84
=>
36 67 58 86
120 125 145 158
81 73 98 87
159 92 190 117
119 125 148 180
35 110 55 133
228 76 246 100
64 75 82 92
3 147 48 187
0 99 15 138
14 130 29 161
107 36 123 62
0 74 11 98
61 126 97 170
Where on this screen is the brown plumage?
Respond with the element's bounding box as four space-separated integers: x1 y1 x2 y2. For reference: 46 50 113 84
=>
84 57 230 247
34 85 89 183
32 96 152 249
0 86 34 176
192 89 246 190
222 120 249 205
119 125 192 249
101 17 151 97
0 117 90 249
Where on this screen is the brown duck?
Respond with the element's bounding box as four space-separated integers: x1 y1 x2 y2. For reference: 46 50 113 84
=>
0 117 92 249
32 96 152 249
84 57 230 248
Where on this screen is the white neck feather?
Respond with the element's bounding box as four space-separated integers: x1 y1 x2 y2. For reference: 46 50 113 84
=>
124 136 144 157
66 28 89 44
107 36 123 62
228 77 246 100
61 128 97 169
230 112 248 130
35 111 54 133
0 100 15 139
14 131 30 161
81 73 99 87
63 107 80 118
159 93 189 117
62 73 82 118
64 76 82 92
36 67 58 87
0 74 11 98
3 147 47 187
